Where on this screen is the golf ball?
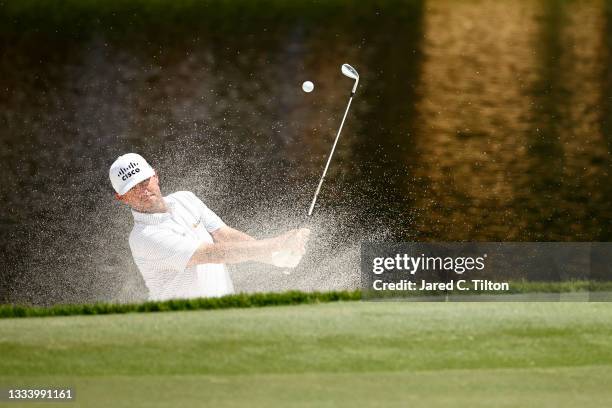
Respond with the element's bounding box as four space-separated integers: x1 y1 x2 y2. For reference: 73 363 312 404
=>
302 81 314 93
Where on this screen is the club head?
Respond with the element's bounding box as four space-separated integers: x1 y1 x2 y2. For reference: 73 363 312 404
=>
341 64 359 80
341 63 359 94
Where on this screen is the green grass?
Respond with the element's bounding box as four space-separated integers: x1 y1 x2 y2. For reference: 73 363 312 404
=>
0 290 361 318
2 282 612 318
1 302 612 407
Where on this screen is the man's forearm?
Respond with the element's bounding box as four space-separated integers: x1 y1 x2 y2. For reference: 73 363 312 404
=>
211 226 255 243
187 238 279 266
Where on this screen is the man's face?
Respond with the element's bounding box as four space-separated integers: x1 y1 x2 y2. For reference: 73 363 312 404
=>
116 172 165 213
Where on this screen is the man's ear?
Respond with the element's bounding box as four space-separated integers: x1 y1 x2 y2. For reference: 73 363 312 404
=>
115 192 126 203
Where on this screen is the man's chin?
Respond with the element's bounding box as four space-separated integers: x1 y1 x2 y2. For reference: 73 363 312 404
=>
134 198 165 213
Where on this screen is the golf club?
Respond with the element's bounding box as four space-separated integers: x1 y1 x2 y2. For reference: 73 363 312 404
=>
307 63 359 216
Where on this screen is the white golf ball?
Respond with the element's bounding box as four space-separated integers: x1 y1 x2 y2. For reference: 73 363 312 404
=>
302 81 314 93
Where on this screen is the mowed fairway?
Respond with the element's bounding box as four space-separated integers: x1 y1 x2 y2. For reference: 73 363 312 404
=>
1 302 612 407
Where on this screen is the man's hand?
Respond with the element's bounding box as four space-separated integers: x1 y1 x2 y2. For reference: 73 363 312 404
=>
269 228 311 268
276 228 310 255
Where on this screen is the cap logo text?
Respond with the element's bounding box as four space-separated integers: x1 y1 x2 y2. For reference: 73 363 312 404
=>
117 162 141 181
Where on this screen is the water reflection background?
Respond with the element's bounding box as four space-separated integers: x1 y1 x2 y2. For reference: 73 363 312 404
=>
0 0 610 304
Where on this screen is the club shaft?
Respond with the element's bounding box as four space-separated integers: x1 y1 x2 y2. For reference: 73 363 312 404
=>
308 94 354 216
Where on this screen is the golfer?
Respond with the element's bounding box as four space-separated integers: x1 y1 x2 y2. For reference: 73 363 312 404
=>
110 153 310 301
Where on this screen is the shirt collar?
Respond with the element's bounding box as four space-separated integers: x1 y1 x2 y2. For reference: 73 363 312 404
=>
131 198 175 225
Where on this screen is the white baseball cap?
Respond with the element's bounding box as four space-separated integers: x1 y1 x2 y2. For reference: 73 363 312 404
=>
109 153 155 195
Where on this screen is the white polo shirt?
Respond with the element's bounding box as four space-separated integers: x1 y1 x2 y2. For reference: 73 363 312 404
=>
128 191 234 301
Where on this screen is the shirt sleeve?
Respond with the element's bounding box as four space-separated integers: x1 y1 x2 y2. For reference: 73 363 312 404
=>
130 227 201 275
188 192 226 233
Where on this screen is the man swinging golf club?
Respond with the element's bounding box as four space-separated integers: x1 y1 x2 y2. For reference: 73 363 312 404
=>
110 153 310 301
